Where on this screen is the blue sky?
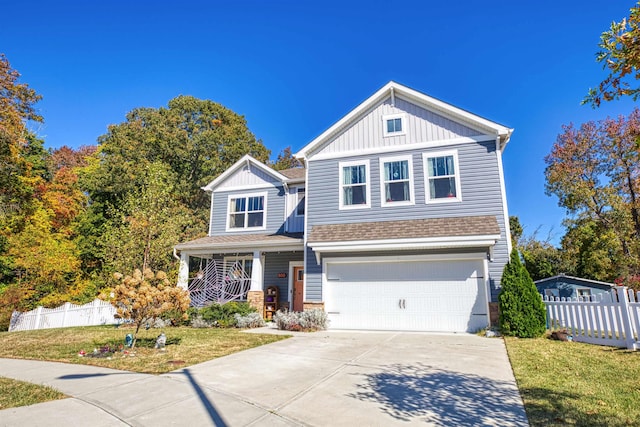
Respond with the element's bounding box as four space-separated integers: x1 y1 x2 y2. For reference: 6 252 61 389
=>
1 1 637 244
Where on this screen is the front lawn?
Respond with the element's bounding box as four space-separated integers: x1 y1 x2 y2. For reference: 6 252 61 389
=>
505 336 640 426
0 377 66 409
0 325 289 374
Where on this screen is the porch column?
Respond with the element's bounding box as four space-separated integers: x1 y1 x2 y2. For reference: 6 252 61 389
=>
250 250 263 291
177 252 189 290
248 250 265 315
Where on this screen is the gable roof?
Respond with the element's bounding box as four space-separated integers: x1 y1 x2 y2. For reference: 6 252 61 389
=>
534 274 614 290
279 167 306 181
295 81 513 160
201 154 289 192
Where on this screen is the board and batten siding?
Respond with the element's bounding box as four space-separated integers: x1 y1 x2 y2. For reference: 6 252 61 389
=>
215 163 281 189
209 185 287 236
310 96 483 158
304 140 509 302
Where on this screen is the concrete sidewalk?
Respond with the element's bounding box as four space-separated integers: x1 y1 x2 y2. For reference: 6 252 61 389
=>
0 331 529 426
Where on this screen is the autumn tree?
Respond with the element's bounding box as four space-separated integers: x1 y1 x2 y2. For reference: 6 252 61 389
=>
0 53 43 220
585 2 640 106
545 110 640 281
112 269 190 348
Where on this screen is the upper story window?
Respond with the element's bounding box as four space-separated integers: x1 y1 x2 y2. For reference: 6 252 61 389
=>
295 188 305 216
380 155 414 206
227 192 267 230
382 114 406 137
423 151 461 203
339 160 370 209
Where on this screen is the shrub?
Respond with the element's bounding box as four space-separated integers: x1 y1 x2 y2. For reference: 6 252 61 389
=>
234 312 265 328
191 302 257 328
498 249 547 338
274 309 328 332
111 268 190 348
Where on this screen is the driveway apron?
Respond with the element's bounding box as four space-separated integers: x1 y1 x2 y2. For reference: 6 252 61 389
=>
0 331 529 426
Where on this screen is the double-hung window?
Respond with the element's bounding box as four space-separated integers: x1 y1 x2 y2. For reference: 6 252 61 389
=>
339 160 370 209
227 193 266 230
423 151 461 203
380 155 414 206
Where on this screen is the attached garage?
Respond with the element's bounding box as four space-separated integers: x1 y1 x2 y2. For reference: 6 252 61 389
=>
323 255 489 332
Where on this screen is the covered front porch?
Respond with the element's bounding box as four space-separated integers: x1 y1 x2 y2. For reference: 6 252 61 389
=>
174 233 304 316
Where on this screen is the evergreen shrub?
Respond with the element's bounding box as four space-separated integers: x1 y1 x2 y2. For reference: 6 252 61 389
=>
498 249 547 338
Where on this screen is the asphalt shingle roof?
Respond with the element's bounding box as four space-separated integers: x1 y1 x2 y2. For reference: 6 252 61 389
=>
175 233 304 250
279 167 305 180
307 216 500 243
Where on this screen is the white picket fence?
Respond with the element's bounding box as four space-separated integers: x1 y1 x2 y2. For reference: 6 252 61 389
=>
9 299 119 332
543 287 640 350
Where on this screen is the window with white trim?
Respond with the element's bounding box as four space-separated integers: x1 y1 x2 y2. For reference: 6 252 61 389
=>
227 193 266 230
339 160 370 209
383 114 406 137
380 155 414 205
295 187 305 216
423 151 461 202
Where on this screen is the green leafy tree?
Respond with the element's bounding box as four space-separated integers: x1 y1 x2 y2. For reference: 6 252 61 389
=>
84 95 270 216
102 163 196 278
509 216 523 248
585 2 640 106
270 146 303 170
498 249 547 338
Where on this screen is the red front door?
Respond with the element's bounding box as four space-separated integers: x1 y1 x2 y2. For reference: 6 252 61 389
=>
293 266 304 311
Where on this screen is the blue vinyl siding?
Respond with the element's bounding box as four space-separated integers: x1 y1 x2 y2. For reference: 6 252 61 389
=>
209 185 286 236
264 251 304 303
305 140 510 302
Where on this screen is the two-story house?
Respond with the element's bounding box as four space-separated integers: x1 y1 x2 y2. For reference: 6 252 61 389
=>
174 81 512 333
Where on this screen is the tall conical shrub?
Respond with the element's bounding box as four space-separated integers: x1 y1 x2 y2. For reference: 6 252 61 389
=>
498 249 546 337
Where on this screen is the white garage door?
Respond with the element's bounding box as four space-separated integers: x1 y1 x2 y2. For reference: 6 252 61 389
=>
324 258 488 332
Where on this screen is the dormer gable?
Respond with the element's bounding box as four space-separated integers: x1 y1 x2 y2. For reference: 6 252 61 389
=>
296 81 513 161
202 154 289 193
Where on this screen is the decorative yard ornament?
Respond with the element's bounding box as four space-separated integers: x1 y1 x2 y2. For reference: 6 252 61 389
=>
188 259 252 307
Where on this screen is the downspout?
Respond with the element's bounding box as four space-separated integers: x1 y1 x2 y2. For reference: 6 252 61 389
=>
496 135 513 255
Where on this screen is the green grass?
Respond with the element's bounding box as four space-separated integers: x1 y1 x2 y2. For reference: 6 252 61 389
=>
505 336 640 426
0 325 289 374
0 377 66 409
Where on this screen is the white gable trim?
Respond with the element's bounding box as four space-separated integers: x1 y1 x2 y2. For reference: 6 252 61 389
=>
295 81 513 160
202 154 289 192
212 183 278 193
306 135 495 162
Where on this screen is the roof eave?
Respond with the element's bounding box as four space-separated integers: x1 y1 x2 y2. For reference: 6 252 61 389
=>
175 239 305 254
308 234 500 263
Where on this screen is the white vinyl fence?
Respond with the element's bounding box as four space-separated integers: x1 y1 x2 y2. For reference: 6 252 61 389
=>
9 299 119 332
543 287 640 350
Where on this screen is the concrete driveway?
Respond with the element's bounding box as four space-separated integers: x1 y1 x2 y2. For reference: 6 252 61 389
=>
0 330 528 426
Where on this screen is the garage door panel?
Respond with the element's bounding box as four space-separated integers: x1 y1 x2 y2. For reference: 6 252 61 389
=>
325 259 488 332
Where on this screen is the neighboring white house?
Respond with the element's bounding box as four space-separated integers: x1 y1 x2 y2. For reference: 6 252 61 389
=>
175 81 513 333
